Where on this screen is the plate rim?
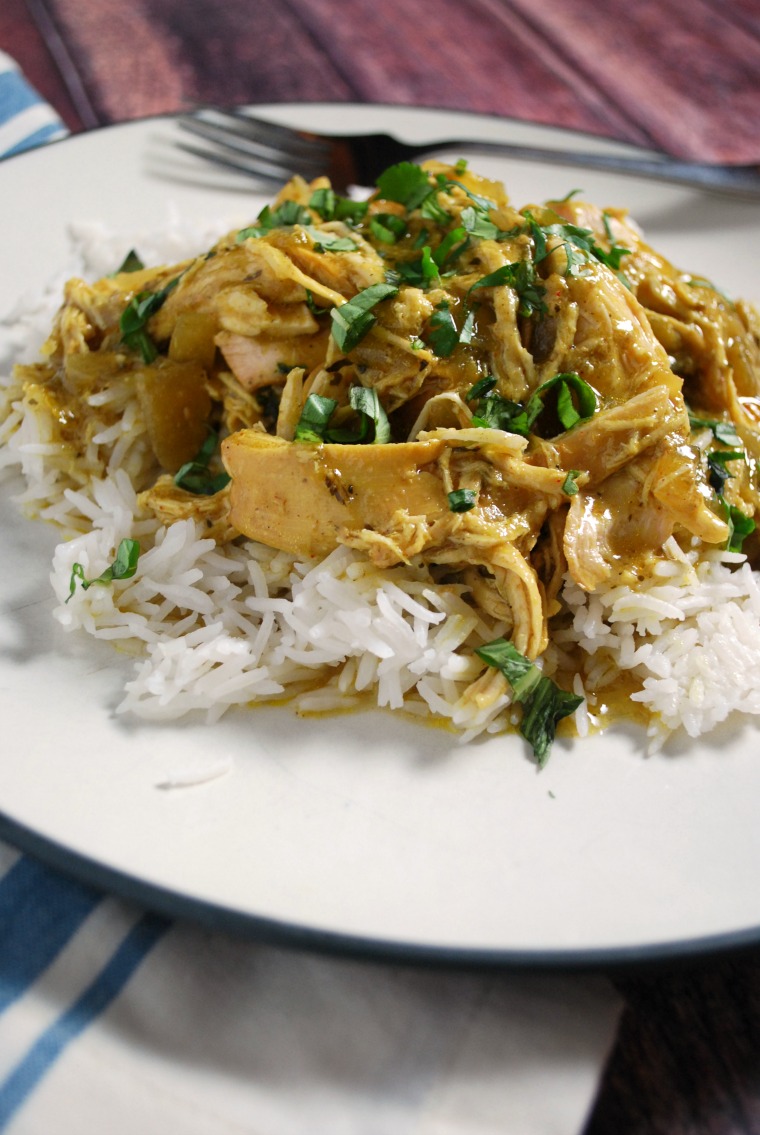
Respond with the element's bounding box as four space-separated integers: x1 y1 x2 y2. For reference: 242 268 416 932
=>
4 808 760 972
2 105 759 970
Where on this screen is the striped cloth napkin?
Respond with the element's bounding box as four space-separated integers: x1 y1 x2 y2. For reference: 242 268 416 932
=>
0 51 68 158
0 56 621 1134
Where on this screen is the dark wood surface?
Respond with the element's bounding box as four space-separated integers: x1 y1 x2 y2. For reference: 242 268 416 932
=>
3 1 760 1131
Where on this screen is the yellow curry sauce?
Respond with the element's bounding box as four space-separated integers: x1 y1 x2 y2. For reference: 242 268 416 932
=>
11 160 760 758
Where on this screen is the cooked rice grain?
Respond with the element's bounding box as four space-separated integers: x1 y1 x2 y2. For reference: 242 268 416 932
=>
4 219 760 752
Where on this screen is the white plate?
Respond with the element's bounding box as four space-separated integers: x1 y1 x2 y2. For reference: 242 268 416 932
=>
1 104 759 966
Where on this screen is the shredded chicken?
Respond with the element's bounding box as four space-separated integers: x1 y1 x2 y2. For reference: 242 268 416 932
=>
13 160 760 715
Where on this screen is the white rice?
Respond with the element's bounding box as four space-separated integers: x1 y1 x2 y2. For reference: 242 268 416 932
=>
3 217 760 752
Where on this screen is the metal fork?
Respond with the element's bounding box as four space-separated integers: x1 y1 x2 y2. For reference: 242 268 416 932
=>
176 107 760 199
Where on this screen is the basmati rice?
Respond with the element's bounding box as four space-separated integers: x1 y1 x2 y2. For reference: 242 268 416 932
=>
3 216 760 755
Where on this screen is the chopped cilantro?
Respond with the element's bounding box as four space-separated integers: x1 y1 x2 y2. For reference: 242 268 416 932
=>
431 225 468 270
294 386 390 445
347 388 392 444
308 186 336 220
392 245 440 288
525 372 597 433
308 187 368 224
444 177 498 212
114 249 145 274
535 219 631 281
524 213 548 262
469 372 595 438
688 412 741 446
302 227 358 253
330 282 399 353
723 502 756 553
237 199 313 241
475 637 583 766
696 439 755 552
427 301 460 357
305 290 331 316
448 488 477 512
707 449 745 494
686 276 734 304
174 432 231 495
470 392 529 435
419 188 451 225
412 226 430 250
468 261 547 319
369 213 407 244
466 374 497 401
119 276 180 363
562 470 581 496
459 204 501 241
375 162 431 210
68 539 140 602
239 197 359 250
294 393 339 442
550 188 583 202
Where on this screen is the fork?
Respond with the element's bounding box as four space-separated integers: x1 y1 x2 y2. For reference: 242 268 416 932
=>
176 107 760 199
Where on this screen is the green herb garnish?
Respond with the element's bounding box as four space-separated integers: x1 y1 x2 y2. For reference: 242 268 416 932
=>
308 187 368 224
294 394 339 442
119 276 180 363
294 386 390 445
114 249 145 274
305 290 331 316
68 539 140 602
723 502 756 553
470 392 529 435
562 470 581 496
525 372 597 433
375 162 432 210
459 204 501 241
688 412 741 446
475 638 583 766
534 218 631 282
469 373 595 438
696 439 755 552
236 200 313 241
174 432 231 495
686 277 734 305
468 261 548 319
334 386 391 444
392 245 440 288
369 213 407 244
427 301 460 357
550 188 583 203
432 225 469 270
302 227 358 253
466 375 498 401
706 449 745 495
330 282 399 353
448 488 477 512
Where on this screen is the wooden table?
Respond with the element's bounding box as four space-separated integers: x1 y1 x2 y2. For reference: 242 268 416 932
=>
3 1 760 1131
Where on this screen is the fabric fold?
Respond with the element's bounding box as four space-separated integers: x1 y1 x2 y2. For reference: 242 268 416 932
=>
0 50 68 159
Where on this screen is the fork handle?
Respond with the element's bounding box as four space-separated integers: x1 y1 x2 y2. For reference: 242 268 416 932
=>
416 139 760 199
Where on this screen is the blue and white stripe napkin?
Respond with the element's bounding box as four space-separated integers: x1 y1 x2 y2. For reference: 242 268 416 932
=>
0 50 68 159
0 57 621 1134
0 842 619 1135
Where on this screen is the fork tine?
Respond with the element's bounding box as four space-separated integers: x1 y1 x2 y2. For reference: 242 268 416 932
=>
179 119 321 174
175 139 305 186
185 108 330 163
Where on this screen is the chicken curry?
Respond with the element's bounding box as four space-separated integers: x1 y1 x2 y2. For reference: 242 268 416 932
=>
14 159 760 759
